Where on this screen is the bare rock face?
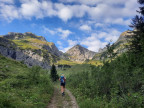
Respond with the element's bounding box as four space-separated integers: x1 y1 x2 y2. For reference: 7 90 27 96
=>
0 32 64 69
66 44 96 62
0 37 51 69
115 30 132 45
43 43 63 57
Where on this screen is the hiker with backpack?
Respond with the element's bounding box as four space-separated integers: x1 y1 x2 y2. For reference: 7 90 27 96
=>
59 74 66 96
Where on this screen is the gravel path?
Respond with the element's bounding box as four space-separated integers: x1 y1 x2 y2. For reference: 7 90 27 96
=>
47 86 79 108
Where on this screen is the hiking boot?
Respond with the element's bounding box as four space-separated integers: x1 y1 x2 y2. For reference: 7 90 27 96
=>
62 92 65 96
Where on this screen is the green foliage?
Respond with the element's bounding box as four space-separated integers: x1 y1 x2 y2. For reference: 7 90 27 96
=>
50 64 59 81
0 54 53 108
57 64 92 77
56 59 78 65
104 42 117 62
28 66 41 84
66 52 144 108
128 0 144 54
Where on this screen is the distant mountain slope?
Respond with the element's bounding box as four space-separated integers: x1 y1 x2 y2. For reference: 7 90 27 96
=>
0 30 132 67
92 30 132 61
65 44 96 62
0 32 63 68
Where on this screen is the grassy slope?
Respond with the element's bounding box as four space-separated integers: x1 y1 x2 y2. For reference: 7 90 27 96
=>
0 54 53 108
56 59 80 66
12 37 53 50
84 60 103 66
57 64 92 77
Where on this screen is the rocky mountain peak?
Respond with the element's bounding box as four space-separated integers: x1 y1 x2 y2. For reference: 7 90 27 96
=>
66 44 96 62
115 30 132 44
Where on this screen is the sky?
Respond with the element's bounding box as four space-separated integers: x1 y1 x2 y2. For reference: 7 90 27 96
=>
0 0 139 52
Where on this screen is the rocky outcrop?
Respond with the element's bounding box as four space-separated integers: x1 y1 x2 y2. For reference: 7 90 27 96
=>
66 44 96 62
0 46 51 69
0 37 51 68
43 43 63 57
115 30 132 45
4 32 47 41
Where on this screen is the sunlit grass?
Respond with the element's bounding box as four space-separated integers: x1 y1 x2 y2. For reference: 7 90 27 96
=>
56 59 79 65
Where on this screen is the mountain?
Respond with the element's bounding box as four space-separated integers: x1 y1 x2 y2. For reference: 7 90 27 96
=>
92 30 132 61
0 32 63 69
65 44 96 62
0 30 132 68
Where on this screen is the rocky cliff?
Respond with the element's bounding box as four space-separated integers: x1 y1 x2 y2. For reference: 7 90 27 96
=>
0 32 63 69
65 44 96 62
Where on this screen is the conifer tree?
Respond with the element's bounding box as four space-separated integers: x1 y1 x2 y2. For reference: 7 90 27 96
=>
129 0 144 54
50 64 58 81
104 42 117 62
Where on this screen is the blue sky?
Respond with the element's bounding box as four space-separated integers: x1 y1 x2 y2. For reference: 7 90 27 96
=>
0 0 139 52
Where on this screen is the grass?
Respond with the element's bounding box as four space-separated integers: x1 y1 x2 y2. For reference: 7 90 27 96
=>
12 37 54 50
56 59 79 65
12 39 39 50
0 54 53 108
26 38 53 46
84 60 103 66
57 64 92 77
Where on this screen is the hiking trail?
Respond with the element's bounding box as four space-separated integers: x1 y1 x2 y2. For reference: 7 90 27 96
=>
47 84 79 108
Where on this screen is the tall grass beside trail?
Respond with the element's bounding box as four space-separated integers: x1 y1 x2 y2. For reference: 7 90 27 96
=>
66 53 144 108
0 54 53 108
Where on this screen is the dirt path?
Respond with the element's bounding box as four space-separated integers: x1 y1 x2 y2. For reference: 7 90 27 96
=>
47 85 79 108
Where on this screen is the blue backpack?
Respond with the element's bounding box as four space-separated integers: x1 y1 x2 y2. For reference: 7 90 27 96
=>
60 76 65 83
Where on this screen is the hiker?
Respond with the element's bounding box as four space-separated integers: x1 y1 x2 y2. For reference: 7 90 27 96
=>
59 74 66 96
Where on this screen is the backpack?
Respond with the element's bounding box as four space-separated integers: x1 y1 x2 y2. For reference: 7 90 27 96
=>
60 76 65 83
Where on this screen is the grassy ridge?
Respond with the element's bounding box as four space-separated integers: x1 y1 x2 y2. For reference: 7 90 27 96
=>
12 38 53 50
0 54 53 108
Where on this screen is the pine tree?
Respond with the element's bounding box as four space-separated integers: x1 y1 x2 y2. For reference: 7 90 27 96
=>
104 42 117 62
50 64 58 81
129 0 144 54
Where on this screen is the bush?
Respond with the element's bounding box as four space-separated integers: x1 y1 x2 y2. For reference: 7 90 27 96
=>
67 53 144 108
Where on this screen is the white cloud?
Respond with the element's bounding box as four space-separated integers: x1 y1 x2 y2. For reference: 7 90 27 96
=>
57 28 72 39
58 7 73 22
0 3 20 22
41 1 57 17
95 23 104 28
80 29 121 52
42 26 56 35
0 0 14 4
80 35 107 52
42 26 72 39
0 0 139 24
20 0 44 19
57 41 62 45
61 39 78 52
59 0 101 5
68 40 77 46
79 24 91 31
